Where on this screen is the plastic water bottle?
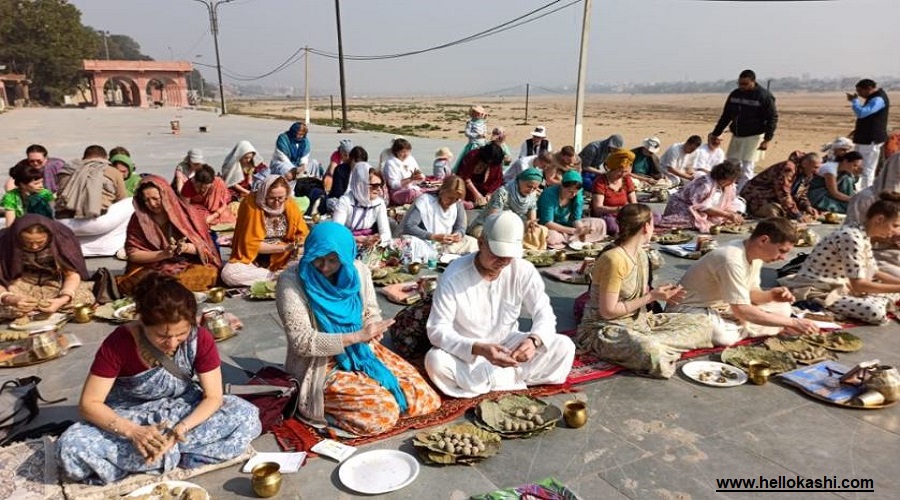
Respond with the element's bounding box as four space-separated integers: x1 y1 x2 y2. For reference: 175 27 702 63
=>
427 241 439 269
400 235 413 265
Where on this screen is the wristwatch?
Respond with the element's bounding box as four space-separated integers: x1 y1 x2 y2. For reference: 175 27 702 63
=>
528 335 542 348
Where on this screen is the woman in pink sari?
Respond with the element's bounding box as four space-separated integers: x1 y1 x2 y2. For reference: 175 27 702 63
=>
659 161 744 233
180 165 236 226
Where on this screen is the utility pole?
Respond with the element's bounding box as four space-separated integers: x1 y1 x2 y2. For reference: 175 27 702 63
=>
195 55 204 103
101 31 110 60
193 0 234 115
524 83 530 124
304 46 310 125
573 0 593 152
334 0 350 132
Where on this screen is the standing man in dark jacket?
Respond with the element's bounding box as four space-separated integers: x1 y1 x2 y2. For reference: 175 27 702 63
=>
711 69 779 191
848 78 889 189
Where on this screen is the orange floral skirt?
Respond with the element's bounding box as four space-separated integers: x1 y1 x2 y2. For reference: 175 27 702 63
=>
323 342 440 436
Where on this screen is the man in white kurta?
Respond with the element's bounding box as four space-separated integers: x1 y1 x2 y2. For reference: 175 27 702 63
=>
425 211 575 398
668 218 819 346
692 134 726 178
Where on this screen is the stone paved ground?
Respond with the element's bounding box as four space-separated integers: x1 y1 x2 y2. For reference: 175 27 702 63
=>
1 109 899 499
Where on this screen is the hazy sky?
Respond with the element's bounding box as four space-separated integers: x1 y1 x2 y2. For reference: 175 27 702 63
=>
71 0 899 96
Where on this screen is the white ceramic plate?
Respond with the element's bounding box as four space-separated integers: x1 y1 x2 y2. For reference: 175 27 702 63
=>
126 480 209 499
439 253 461 265
338 449 420 495
113 303 138 321
567 240 585 251
8 313 67 332
682 360 747 387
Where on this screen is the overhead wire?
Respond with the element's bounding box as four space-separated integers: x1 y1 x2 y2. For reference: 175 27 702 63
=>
196 0 581 83
307 0 580 61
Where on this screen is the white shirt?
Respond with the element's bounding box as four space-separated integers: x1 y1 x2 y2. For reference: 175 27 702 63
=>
518 140 553 159
503 155 536 183
818 161 839 178
659 143 699 184
426 254 557 364
693 144 725 177
331 195 392 246
382 155 421 191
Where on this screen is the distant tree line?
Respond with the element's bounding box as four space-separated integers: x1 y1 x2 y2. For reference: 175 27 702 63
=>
588 76 899 95
0 0 211 105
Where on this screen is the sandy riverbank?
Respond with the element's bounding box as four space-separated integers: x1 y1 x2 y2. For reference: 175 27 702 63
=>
230 92 899 166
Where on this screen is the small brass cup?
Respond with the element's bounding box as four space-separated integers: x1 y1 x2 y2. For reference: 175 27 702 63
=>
407 262 422 275
251 462 282 498
72 303 93 323
207 287 226 304
747 361 771 386
563 400 588 428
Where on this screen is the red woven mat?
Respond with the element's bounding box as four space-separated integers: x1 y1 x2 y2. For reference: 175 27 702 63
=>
271 384 575 454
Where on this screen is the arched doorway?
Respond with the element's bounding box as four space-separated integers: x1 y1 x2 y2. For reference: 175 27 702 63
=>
146 79 166 106
103 77 140 106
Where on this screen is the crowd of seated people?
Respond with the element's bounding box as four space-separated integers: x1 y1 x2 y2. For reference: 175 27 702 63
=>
4 117 900 489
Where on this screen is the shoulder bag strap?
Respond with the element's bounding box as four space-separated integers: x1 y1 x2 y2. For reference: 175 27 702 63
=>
135 326 193 382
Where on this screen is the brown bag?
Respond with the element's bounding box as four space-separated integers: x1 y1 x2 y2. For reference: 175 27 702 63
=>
91 267 122 304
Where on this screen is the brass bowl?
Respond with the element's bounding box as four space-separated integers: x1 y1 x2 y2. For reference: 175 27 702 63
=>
554 250 568 262
72 303 93 323
207 287 226 303
407 262 421 275
709 225 721 235
563 400 588 428
251 462 282 498
747 360 772 386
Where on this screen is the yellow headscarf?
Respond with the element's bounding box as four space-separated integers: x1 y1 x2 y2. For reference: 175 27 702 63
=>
605 149 636 171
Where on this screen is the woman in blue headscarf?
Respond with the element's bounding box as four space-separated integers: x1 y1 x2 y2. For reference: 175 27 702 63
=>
272 122 311 171
275 222 440 436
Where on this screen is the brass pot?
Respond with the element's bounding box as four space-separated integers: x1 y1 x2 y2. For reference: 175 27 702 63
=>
407 262 422 275
747 360 771 386
554 250 568 262
563 400 588 428
251 462 283 498
709 225 721 235
207 287 226 304
72 303 93 323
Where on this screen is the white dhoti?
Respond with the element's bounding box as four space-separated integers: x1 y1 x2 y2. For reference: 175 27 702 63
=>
221 262 275 287
854 143 882 190
58 198 134 257
726 134 765 191
424 330 575 398
673 301 791 347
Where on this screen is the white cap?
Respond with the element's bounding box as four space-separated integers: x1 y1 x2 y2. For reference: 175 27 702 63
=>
483 211 524 258
187 148 204 163
642 137 661 154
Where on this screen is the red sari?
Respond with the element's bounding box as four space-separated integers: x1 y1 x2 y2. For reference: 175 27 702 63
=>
181 177 236 225
119 175 222 294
